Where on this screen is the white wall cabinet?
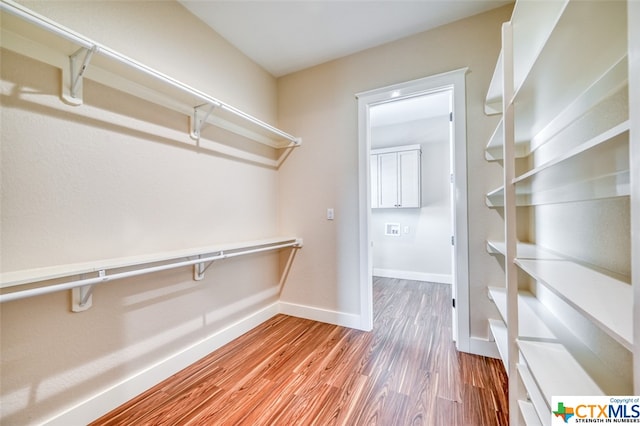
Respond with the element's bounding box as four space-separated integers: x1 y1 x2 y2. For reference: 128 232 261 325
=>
484 1 637 425
371 145 421 209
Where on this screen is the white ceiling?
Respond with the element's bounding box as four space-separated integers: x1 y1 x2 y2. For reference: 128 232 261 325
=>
178 0 512 77
370 90 451 127
370 90 451 147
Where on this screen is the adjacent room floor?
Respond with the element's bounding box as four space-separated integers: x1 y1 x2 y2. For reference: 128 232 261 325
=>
92 277 508 425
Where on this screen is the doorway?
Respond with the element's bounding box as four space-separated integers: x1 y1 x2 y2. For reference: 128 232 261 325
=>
356 69 470 351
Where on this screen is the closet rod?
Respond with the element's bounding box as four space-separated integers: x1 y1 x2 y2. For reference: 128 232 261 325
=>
0 0 300 145
0 241 301 304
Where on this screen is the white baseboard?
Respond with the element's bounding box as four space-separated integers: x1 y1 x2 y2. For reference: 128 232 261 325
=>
373 268 452 284
278 301 364 330
45 301 280 426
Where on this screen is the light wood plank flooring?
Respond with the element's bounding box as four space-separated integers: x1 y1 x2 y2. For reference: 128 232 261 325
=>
91 277 508 425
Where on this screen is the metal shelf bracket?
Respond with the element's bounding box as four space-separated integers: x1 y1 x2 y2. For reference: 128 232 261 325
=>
190 103 219 140
71 269 103 312
63 45 97 105
193 252 220 281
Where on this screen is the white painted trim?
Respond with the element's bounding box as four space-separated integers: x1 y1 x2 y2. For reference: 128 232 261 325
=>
43 301 280 426
278 301 363 330
469 336 500 359
356 68 471 351
373 269 452 284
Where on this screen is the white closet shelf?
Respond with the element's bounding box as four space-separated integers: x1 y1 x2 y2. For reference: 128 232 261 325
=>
518 340 604 408
487 122 630 207
514 122 629 194
510 0 568 95
487 169 629 207
512 0 627 145
517 400 541 426
486 240 563 260
517 363 551 424
0 0 301 149
485 118 504 161
0 237 302 288
483 0 570 116
485 186 531 207
528 56 628 154
485 117 529 161
484 49 503 115
489 318 509 372
516 259 632 350
488 287 555 340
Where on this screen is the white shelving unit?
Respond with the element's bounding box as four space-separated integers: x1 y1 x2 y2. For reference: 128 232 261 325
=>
0 0 301 156
484 1 636 425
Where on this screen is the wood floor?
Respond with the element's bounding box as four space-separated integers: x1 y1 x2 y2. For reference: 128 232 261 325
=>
91 278 508 425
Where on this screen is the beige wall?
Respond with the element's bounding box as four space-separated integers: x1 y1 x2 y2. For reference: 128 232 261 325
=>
277 5 513 333
1 2 283 424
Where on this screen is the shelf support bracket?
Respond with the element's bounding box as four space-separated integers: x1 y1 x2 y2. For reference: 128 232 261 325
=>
71 270 104 312
193 253 220 281
190 103 218 140
62 45 97 105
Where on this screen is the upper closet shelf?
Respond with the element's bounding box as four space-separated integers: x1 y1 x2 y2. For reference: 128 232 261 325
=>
485 121 630 207
0 0 301 149
512 0 627 146
486 240 563 260
484 118 529 162
514 121 629 185
484 49 503 115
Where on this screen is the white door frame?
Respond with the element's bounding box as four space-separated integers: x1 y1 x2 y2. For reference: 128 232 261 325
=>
356 68 471 352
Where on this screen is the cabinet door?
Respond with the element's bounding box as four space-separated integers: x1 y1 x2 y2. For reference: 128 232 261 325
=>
378 152 399 208
370 154 379 208
398 150 421 207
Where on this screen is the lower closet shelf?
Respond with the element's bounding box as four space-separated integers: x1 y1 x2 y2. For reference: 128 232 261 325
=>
518 399 542 426
0 236 303 305
488 318 508 372
517 340 604 406
516 259 632 349
517 363 550 426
